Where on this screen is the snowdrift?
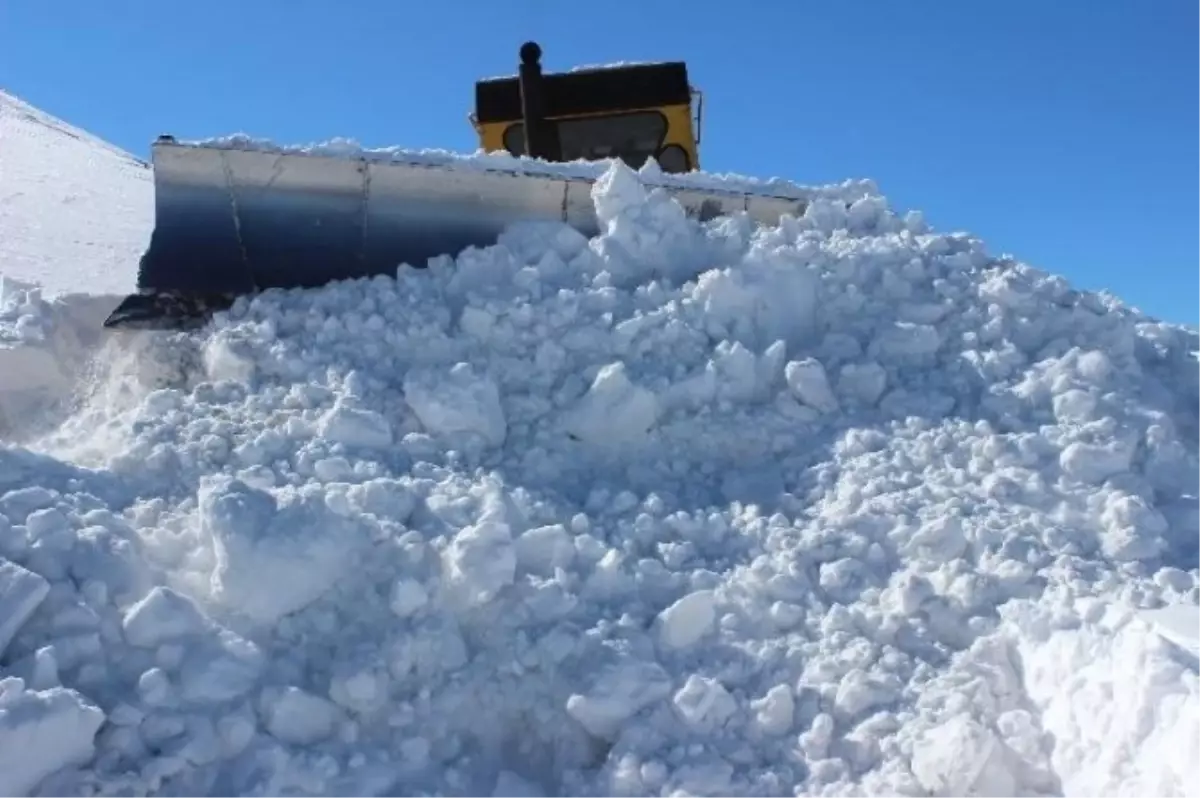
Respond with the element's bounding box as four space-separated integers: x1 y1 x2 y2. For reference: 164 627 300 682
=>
1 91 1198 796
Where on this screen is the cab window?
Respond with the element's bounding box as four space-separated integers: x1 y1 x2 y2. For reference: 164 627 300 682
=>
503 111 670 170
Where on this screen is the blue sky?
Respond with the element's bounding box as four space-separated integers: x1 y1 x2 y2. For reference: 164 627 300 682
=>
4 0 1196 325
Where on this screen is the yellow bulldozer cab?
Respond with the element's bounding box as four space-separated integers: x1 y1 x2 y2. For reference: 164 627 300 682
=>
107 43 820 332
471 60 702 173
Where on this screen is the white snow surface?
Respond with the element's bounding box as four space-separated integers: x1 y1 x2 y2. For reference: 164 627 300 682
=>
1 91 1199 796
0 90 153 296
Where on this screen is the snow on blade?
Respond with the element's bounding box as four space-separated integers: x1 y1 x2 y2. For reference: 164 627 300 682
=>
0 97 1198 796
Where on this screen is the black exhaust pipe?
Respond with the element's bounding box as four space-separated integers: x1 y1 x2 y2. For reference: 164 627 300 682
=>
517 41 562 162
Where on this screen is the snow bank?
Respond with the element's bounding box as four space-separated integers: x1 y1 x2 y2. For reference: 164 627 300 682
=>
1 152 1197 796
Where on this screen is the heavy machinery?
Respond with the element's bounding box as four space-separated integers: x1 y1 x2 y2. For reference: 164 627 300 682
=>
103 42 810 329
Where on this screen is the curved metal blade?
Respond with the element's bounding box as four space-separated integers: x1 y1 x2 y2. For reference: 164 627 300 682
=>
116 140 810 328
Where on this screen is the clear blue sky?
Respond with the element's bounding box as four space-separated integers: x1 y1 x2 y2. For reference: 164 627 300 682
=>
4 0 1196 326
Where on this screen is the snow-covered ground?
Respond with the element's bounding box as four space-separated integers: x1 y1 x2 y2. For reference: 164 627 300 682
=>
0 89 1198 796
0 91 153 296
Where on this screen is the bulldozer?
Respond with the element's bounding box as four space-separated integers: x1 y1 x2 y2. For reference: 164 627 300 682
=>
103 42 810 329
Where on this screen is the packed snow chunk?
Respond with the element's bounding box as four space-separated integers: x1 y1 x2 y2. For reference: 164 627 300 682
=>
588 161 700 285
803 196 849 234
563 362 660 447
904 515 968 561
493 770 545 797
592 159 650 224
199 476 371 624
836 361 888 406
692 255 819 351
121 585 209 648
784 358 839 413
673 674 737 730
1140 604 1200 658
565 658 673 740
1099 491 1168 561
260 686 340 746
870 321 942 359
0 679 105 796
706 339 769 402
10 646 60 692
1052 388 1099 423
910 713 1014 796
403 362 506 448
0 559 50 659
442 519 516 608
329 662 390 715
752 684 795 736
317 396 394 450
347 478 416 523
1059 439 1134 484
515 523 576 575
657 589 716 650
179 629 265 704
388 578 428 618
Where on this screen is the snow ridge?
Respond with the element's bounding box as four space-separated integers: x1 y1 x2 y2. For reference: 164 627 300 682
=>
0 104 1197 796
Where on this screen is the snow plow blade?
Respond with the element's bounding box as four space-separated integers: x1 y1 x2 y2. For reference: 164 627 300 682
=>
104 139 810 329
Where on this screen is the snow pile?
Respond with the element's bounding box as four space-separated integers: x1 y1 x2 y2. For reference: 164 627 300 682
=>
1 126 1198 793
0 278 123 438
